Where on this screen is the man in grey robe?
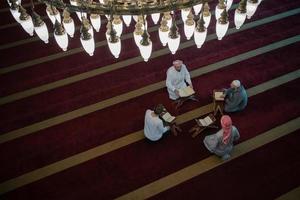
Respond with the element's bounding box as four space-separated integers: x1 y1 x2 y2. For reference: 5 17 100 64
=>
224 80 248 112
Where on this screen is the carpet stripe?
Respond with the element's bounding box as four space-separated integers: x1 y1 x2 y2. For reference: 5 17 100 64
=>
0 8 298 105
0 35 299 143
115 117 300 200
275 186 300 200
0 70 298 195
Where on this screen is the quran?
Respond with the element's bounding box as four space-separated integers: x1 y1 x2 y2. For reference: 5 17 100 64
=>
214 91 225 101
198 115 214 127
161 112 176 123
178 86 195 97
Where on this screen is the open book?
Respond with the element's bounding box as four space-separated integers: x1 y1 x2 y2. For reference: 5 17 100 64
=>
178 86 195 97
161 112 176 123
214 91 225 101
198 115 214 127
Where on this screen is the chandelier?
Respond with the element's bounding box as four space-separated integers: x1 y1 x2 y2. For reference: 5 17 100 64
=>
7 0 262 61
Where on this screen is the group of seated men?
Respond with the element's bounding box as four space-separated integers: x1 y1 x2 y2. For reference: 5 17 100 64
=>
144 60 248 160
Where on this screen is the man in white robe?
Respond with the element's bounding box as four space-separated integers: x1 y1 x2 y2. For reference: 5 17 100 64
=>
144 105 170 141
166 60 193 100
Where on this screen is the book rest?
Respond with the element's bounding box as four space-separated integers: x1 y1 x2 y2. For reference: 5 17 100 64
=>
173 95 199 109
189 114 218 138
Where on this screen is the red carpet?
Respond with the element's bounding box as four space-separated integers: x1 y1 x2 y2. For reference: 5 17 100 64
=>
2 79 300 199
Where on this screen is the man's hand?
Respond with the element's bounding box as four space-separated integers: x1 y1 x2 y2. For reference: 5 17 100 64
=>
175 89 180 97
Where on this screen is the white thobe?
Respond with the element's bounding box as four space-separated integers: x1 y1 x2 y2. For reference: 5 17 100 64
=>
144 110 170 141
166 64 192 100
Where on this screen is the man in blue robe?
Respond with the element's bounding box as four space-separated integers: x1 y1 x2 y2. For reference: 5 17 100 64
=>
224 80 248 112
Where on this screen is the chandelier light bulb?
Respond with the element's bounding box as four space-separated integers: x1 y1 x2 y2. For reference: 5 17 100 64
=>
246 0 259 19
122 15 132 27
203 14 211 28
151 13 160 24
216 21 229 40
168 35 180 54
34 23 49 43
234 10 247 29
215 6 224 20
226 0 233 11
108 39 121 58
113 16 123 37
81 37 95 56
193 4 203 16
139 42 152 62
10 8 21 23
181 8 190 23
54 21 68 51
20 16 34 36
90 14 101 32
184 11 195 40
134 33 142 48
63 19 75 38
194 29 207 48
158 29 168 47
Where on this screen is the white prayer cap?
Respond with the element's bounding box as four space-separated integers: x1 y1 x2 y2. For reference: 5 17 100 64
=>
231 80 241 88
173 60 183 65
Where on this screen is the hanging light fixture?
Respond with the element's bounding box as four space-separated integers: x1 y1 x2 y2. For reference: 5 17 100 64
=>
246 0 259 19
193 3 203 16
168 14 180 54
139 22 152 62
202 2 211 28
184 11 195 40
226 0 233 11
32 11 49 43
11 0 262 61
54 20 68 51
62 8 75 38
113 15 123 37
9 0 21 23
133 21 143 49
151 13 160 24
158 18 169 46
215 0 225 20
18 6 34 36
216 8 229 40
80 22 95 56
106 20 121 58
194 13 207 48
90 14 101 32
46 3 61 24
181 8 191 23
234 0 247 29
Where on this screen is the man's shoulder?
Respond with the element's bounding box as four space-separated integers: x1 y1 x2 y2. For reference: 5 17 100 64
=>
167 66 175 74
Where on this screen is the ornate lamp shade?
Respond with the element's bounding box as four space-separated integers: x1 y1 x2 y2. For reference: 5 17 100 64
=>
203 14 211 28
80 26 95 56
194 15 207 48
234 0 247 29
158 19 169 46
246 0 259 19
139 31 152 62
151 13 160 24
181 8 190 23
193 4 203 16
90 14 101 32
122 15 132 27
184 12 195 40
226 0 233 11
215 6 224 20
54 20 68 51
19 7 34 36
216 9 229 40
10 8 21 23
113 16 123 37
139 42 152 62
168 36 180 54
7 0 21 7
108 39 121 58
134 33 142 49
32 12 49 43
194 29 207 48
63 20 75 38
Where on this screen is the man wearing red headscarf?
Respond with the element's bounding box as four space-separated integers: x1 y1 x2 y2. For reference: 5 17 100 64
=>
203 115 240 160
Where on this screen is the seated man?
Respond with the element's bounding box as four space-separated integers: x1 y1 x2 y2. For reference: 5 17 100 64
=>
166 60 193 100
224 80 248 112
144 104 181 141
203 115 240 160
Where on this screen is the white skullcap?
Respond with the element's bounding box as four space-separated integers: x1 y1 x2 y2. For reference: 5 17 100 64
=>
173 60 183 65
232 80 241 88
